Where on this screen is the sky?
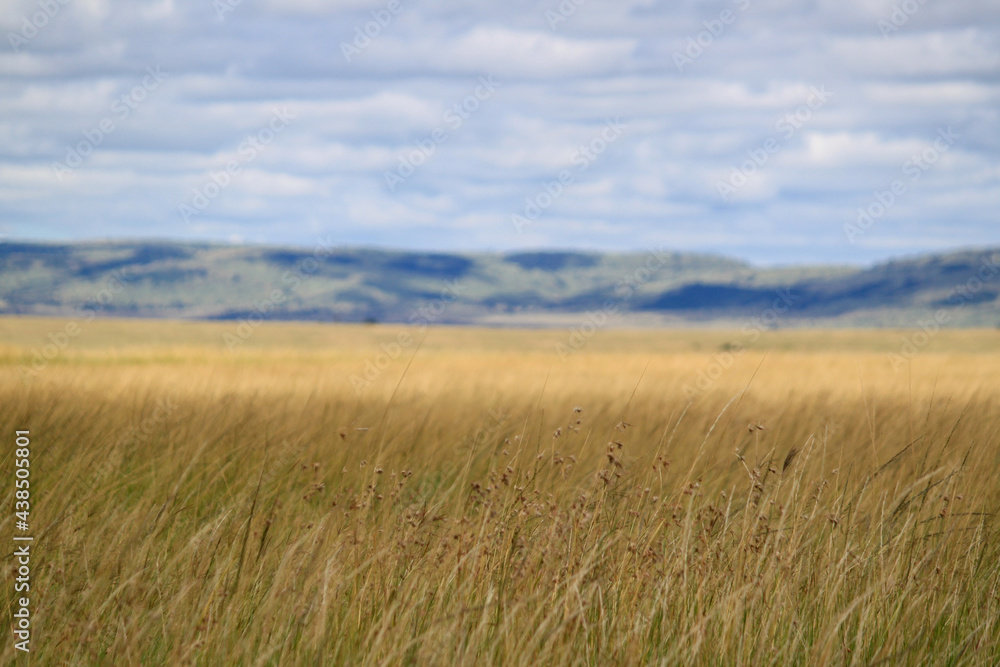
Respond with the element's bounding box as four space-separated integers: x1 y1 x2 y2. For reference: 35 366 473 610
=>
1 0 998 266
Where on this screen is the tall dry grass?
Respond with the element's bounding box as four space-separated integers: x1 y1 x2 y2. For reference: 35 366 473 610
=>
1 318 998 665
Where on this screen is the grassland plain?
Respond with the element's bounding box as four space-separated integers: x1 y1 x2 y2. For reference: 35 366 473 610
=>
1 317 999 665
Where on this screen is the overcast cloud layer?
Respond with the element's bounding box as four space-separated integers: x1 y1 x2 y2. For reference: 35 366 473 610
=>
1 0 998 264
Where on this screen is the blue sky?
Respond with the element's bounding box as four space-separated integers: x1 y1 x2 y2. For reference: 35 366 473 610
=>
1 0 998 265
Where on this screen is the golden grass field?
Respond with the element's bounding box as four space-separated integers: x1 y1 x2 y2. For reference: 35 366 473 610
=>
2 316 999 665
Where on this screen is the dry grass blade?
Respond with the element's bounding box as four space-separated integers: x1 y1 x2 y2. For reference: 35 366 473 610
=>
1 319 998 665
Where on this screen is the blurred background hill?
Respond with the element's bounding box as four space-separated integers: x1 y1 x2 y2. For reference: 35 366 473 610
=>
1 240 997 328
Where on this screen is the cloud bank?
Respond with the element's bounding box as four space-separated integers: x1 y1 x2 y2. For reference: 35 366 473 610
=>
1 0 998 264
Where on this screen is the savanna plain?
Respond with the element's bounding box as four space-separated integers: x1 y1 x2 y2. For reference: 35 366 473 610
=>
2 317 999 665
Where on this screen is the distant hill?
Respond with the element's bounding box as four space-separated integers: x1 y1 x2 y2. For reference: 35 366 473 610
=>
0 240 997 328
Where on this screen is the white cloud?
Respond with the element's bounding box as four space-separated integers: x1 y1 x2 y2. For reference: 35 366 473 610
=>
0 0 997 264
371 26 636 78
831 30 1000 77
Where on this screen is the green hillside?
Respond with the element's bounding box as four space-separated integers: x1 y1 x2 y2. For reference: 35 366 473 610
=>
0 240 997 327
